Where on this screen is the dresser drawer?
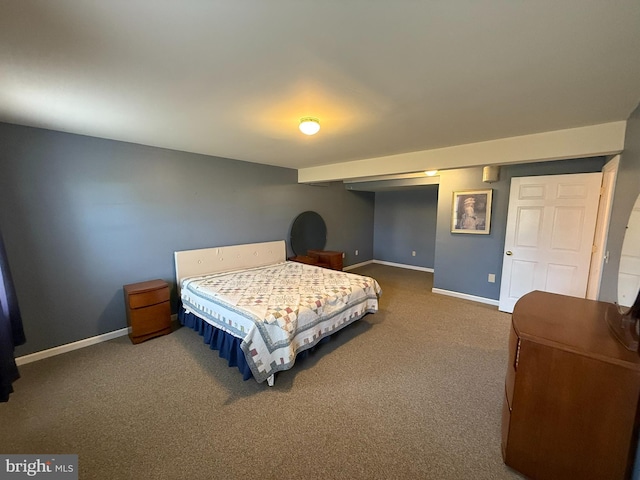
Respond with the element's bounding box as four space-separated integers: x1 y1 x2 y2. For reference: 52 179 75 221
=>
128 286 170 309
505 323 519 409
307 250 344 271
501 394 511 461
128 301 171 337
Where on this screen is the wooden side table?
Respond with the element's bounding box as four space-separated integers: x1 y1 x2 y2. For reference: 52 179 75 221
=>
123 279 171 344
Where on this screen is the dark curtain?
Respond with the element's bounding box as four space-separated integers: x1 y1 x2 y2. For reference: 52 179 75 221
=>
0 229 25 402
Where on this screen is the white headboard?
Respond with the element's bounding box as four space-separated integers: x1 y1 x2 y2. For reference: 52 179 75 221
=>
174 240 286 291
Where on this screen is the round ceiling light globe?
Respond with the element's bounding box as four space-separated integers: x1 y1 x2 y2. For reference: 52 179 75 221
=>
299 118 320 135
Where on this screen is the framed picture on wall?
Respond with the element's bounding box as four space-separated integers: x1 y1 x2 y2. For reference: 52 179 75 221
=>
451 189 493 234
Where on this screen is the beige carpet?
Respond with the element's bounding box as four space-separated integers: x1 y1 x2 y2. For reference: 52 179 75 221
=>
0 264 524 479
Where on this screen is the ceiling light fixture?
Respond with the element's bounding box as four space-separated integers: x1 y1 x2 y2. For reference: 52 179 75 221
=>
299 117 320 135
424 170 438 176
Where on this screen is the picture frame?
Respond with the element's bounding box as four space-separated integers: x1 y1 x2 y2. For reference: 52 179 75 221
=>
451 189 493 234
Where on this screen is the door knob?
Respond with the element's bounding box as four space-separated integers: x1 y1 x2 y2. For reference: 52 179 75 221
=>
506 251 513 256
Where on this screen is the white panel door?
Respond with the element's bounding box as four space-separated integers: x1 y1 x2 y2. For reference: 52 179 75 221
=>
498 172 603 312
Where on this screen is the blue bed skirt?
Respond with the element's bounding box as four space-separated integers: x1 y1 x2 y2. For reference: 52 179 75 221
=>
179 306 331 381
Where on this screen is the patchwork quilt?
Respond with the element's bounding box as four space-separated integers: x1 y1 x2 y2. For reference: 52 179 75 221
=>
180 261 381 383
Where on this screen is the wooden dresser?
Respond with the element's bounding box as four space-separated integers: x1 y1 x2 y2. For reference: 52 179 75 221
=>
307 250 343 271
123 279 171 344
502 291 640 479
289 250 343 271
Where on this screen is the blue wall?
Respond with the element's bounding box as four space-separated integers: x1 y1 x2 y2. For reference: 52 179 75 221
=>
433 157 606 300
0 122 374 355
373 187 438 268
3 106 638 357
369 157 605 300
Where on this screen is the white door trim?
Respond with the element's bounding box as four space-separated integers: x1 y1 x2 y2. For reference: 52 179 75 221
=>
586 155 619 299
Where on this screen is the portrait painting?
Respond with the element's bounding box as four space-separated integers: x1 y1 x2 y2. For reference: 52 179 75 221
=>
451 189 493 234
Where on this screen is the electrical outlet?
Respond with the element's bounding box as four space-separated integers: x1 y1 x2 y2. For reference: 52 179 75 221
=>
342 252 345 259
412 251 416 257
355 250 359 256
488 273 496 283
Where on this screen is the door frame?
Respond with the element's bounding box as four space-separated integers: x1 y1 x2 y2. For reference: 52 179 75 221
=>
586 155 619 300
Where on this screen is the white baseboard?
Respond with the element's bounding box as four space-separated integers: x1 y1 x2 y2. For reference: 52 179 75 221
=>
15 314 179 366
431 288 499 307
345 260 435 272
15 279 498 366
16 328 129 366
367 261 495 306
372 260 434 273
343 260 374 271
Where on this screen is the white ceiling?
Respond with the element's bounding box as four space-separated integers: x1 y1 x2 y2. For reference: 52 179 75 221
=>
1 1 639 175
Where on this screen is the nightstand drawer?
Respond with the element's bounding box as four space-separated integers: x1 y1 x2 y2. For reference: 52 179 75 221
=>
128 286 170 309
128 301 171 337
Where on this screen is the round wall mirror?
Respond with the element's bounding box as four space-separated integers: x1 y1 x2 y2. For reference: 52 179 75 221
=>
607 193 640 351
290 211 327 256
618 194 640 308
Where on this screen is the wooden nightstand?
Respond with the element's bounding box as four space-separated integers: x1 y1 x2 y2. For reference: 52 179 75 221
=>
123 279 171 344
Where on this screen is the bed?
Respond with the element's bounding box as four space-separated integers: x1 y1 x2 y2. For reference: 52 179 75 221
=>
174 240 381 386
